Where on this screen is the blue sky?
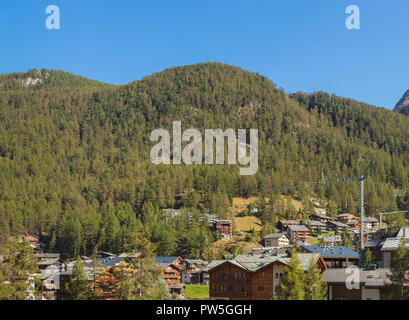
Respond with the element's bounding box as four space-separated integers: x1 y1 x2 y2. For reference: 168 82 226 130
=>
0 0 408 109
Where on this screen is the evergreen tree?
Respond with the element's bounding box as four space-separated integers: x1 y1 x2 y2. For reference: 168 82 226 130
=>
362 249 375 269
305 258 327 300
65 257 95 300
387 239 409 300
0 238 38 300
275 249 306 300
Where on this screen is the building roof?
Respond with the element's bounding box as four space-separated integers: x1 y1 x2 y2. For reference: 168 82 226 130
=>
287 224 310 232
309 221 326 227
98 257 124 267
397 227 409 238
324 268 391 287
364 239 384 248
203 253 322 273
301 245 360 259
155 256 181 268
362 217 379 223
381 238 409 252
184 259 208 265
118 253 141 259
327 221 350 228
264 233 287 239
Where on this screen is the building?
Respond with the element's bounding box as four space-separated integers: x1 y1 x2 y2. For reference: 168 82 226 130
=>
205 252 326 300
326 220 351 233
300 245 360 268
214 220 233 238
155 256 184 290
277 220 299 232
310 214 333 224
263 233 290 248
361 217 379 231
181 259 208 284
286 224 310 241
338 214 359 225
324 268 391 300
308 220 327 233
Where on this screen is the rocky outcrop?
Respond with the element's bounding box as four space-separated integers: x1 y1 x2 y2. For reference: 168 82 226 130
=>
394 89 409 115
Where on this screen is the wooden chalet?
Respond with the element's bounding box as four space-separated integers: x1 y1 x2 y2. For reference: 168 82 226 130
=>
204 253 326 300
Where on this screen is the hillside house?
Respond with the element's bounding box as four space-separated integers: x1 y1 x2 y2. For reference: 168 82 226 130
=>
361 217 379 231
324 268 391 300
309 220 327 233
263 233 290 248
277 220 299 232
311 214 333 224
181 259 208 284
286 224 311 241
326 220 351 233
205 252 326 300
300 245 360 268
214 220 233 239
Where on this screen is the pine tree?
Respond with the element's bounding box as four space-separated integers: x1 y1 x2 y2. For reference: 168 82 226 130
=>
305 258 327 300
65 257 95 300
275 249 306 300
362 249 375 269
0 238 38 300
387 239 409 299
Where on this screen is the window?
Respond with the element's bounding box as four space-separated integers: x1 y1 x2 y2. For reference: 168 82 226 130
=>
258 286 265 291
258 272 265 278
275 273 279 279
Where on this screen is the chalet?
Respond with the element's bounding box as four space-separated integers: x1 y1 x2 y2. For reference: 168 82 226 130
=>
24 234 39 246
155 256 183 284
326 220 351 233
182 259 208 284
324 268 391 300
214 220 233 239
35 253 64 273
364 239 385 266
286 224 310 241
338 213 359 225
310 214 333 224
381 238 409 268
277 220 299 232
205 252 326 300
361 217 379 231
300 245 360 268
308 220 326 233
263 233 290 248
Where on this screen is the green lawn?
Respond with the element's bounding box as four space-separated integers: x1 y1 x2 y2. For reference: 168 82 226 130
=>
185 284 210 300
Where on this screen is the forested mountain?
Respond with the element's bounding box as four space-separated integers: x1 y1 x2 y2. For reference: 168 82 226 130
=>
1 62 409 258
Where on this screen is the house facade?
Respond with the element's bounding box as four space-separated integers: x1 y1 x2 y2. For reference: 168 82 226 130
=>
263 233 290 248
205 253 326 300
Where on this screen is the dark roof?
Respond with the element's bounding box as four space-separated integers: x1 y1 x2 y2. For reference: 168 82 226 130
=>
312 214 333 221
327 221 350 228
309 221 326 227
155 256 181 267
301 245 360 259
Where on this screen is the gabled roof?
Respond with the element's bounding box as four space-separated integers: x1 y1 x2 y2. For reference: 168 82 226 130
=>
327 220 350 228
203 253 323 273
301 245 360 259
381 238 409 252
324 268 391 287
155 256 181 268
98 257 124 267
312 214 333 221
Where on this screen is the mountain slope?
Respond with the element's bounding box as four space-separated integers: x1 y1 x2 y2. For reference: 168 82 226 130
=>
0 62 408 256
394 89 409 115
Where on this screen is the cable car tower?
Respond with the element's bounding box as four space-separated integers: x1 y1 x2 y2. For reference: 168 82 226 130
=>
261 175 366 252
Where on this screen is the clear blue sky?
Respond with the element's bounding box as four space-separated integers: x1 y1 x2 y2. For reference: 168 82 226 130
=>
1 0 408 109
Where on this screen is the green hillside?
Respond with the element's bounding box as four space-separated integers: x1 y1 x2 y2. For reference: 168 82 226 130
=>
0 62 408 257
